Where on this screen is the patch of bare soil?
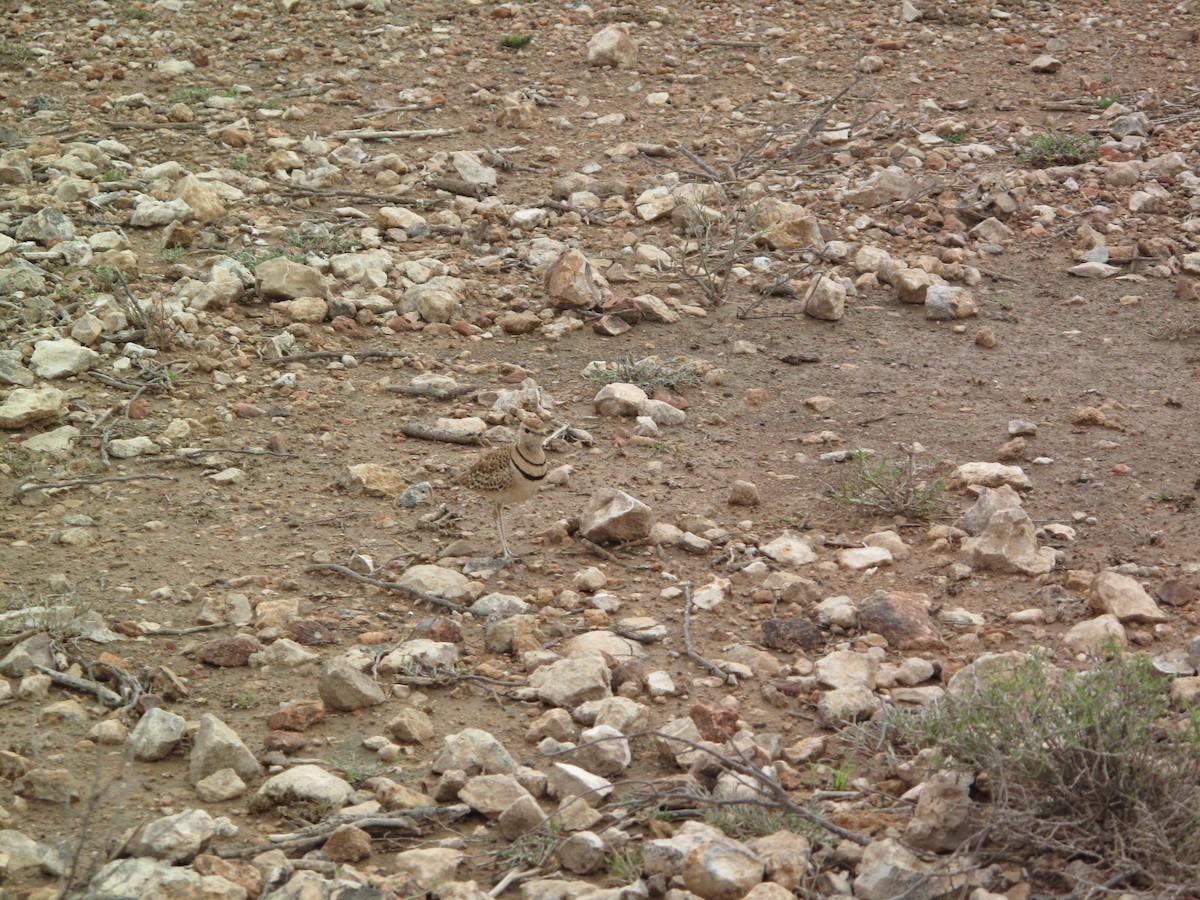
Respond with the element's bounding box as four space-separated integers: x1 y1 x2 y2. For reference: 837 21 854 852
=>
1 0 1200 897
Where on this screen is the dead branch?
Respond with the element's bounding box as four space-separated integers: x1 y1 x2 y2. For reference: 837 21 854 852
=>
150 447 293 463
139 623 231 636
32 665 123 707
308 563 485 617
489 868 541 897
278 185 436 206
682 584 736 685
399 423 487 445
13 474 178 498
0 628 40 648
106 120 207 130
387 384 479 399
218 805 471 858
328 127 465 140
263 349 412 363
578 536 621 563
684 38 765 49
541 728 874 847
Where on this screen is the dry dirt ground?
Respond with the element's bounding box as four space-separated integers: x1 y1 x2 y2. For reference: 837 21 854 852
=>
2 0 1200 897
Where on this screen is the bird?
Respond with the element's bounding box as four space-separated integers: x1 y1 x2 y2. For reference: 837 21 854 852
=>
455 416 547 560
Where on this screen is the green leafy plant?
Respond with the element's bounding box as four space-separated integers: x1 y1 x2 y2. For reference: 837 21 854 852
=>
326 745 384 787
995 296 1014 310
894 652 1200 889
284 229 360 253
101 168 124 182
828 447 946 520
497 821 562 869
228 248 287 271
125 5 149 18
0 41 35 70
1094 94 1122 110
1016 130 1101 168
499 33 534 49
169 86 218 104
703 803 808 839
605 846 645 881
160 246 187 261
585 354 702 394
231 153 251 171
942 130 968 144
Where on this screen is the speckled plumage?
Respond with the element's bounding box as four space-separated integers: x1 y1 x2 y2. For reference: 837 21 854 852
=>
456 421 547 558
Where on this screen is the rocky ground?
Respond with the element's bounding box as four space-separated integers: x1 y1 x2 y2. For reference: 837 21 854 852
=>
2 0 1200 897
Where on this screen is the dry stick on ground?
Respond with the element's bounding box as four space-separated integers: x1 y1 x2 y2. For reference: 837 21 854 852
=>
279 185 437 206
219 805 471 858
488 867 541 897
577 536 621 564
387 384 479 399
151 447 294 463
309 563 485 617
139 623 229 636
12 473 178 498
260 349 412 363
105 120 207 130
682 584 736 685
32 665 122 707
0 628 40 648
400 422 487 445
328 127 465 140
540 728 872 848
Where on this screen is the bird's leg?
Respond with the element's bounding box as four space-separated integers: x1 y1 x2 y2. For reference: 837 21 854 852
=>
494 501 513 560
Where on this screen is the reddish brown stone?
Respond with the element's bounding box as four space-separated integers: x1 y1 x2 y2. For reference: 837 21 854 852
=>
263 730 311 753
286 619 335 645
266 700 326 732
690 700 739 742
413 616 463 644
193 854 263 900
858 592 944 651
323 824 373 863
197 637 260 667
760 617 824 652
1156 579 1196 608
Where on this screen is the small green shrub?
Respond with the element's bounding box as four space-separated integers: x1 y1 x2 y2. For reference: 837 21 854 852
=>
585 355 702 394
498 33 534 49
829 449 946 520
702 803 808 839
284 229 360 253
1016 130 1101 167
895 653 1200 888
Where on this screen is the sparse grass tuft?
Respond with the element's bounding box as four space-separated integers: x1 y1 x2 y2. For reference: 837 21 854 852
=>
0 41 35 70
283 229 360 254
326 744 385 787
942 130 968 144
1016 130 1101 167
605 846 645 881
703 803 809 840
160 246 187 261
496 821 562 869
498 33 534 49
585 354 702 394
1095 94 1122 110
894 652 1200 888
828 447 946 520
